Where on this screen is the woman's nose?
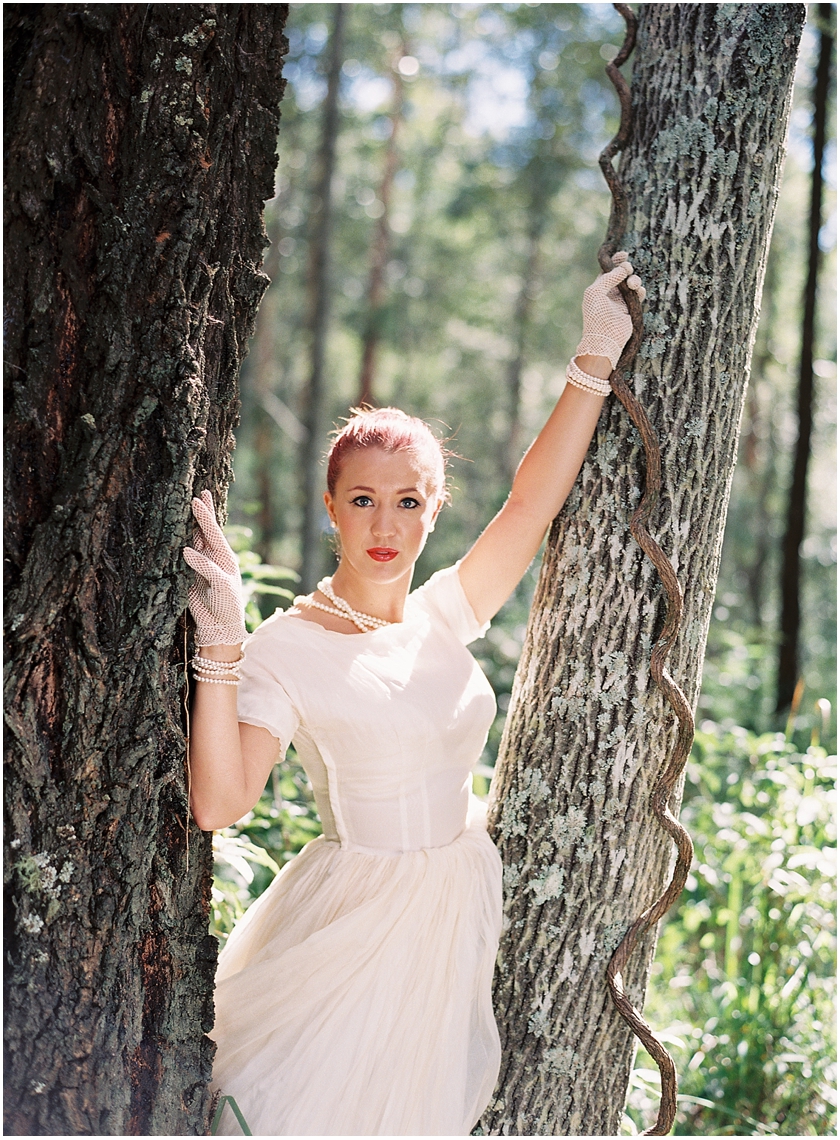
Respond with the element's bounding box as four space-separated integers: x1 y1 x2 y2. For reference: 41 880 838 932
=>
371 510 396 538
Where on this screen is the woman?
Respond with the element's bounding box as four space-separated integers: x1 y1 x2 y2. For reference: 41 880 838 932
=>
184 255 644 1136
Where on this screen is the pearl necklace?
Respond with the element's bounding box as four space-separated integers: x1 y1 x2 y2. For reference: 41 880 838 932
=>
294 577 395 633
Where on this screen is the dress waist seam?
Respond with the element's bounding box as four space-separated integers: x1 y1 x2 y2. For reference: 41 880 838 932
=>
327 824 470 858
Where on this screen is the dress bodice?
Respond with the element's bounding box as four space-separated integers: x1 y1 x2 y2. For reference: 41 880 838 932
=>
237 565 496 854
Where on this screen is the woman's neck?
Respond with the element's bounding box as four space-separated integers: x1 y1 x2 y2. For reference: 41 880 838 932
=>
329 562 413 624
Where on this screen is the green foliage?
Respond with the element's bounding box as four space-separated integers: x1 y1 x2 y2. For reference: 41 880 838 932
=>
210 752 321 944
624 714 836 1136
225 523 298 631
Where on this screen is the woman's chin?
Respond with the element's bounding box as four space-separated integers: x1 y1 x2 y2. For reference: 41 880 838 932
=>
338 553 413 584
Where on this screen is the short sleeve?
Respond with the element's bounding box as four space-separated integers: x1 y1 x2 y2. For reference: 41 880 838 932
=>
236 618 301 747
410 562 490 645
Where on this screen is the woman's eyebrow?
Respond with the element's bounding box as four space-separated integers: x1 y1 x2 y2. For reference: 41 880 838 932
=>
347 485 420 494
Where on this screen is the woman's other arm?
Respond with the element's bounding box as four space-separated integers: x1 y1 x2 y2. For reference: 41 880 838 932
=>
188 648 280 831
183 492 280 830
459 257 644 624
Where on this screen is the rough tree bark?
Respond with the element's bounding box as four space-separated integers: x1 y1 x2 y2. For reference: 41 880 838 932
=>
776 4 833 712
300 3 345 593
481 6 804 1135
3 6 287 1134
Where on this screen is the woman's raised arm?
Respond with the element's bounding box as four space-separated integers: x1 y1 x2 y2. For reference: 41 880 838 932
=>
459 255 644 625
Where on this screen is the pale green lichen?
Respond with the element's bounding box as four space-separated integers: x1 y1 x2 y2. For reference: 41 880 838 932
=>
527 992 554 1037
551 806 587 851
502 862 522 890
539 1045 582 1078
175 56 194 75
594 920 629 963
587 777 606 801
19 913 44 935
526 866 565 904
15 852 73 923
498 768 551 840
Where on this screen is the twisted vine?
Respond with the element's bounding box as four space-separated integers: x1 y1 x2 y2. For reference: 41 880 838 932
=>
597 6 695 1135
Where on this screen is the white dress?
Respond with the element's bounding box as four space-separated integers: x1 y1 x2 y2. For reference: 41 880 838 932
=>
210 564 503 1136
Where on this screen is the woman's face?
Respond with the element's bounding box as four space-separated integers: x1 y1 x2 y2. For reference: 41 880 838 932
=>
324 447 443 583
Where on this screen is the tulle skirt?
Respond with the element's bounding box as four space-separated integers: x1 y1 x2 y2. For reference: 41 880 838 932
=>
210 808 503 1136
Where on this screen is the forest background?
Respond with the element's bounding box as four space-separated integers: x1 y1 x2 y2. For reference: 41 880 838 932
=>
213 4 836 1135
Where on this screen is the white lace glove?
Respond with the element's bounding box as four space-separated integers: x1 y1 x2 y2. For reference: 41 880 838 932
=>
575 251 646 370
182 490 247 647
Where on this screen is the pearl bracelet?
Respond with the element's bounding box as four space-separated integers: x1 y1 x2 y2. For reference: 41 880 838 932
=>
191 653 244 670
193 675 240 685
191 657 242 683
565 358 612 397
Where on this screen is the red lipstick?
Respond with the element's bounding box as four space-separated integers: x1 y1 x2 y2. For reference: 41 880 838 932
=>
367 548 399 562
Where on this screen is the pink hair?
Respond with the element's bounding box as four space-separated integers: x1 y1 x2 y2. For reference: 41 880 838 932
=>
326 407 450 500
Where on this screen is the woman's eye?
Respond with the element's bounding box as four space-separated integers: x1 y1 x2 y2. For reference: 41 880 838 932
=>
352 495 373 507
399 497 420 509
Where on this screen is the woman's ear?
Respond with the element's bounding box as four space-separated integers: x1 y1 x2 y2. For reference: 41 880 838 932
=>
323 491 337 529
428 496 444 533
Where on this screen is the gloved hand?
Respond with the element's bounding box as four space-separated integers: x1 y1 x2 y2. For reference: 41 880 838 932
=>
182 490 247 647
575 251 646 370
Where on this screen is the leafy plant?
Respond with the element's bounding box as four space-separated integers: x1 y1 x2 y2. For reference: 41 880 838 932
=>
225 523 298 633
624 718 837 1136
210 752 322 944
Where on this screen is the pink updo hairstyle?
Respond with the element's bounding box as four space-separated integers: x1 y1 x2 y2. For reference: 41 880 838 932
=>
326 407 452 504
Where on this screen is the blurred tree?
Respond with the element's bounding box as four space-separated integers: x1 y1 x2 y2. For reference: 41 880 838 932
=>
739 247 781 630
482 6 805 1136
300 3 345 591
777 3 835 712
3 4 287 1133
246 206 284 563
358 34 407 406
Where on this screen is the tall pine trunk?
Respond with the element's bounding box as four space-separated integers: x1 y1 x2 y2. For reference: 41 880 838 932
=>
3 6 287 1134
776 4 833 712
482 6 804 1135
300 3 345 593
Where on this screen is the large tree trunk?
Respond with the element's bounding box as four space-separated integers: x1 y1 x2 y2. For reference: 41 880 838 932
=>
776 4 833 712
3 5 287 1134
482 6 804 1135
300 3 345 593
